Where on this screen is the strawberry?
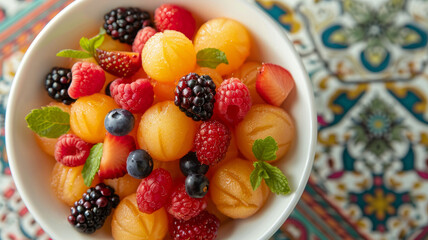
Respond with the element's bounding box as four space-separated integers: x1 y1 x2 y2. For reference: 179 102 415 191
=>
256 63 295 106
98 133 136 179
94 49 141 78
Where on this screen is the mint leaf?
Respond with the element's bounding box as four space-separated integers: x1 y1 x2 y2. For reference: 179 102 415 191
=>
196 48 228 69
25 106 70 138
56 49 92 59
91 34 105 51
57 29 106 58
250 161 266 190
97 27 106 36
79 37 91 52
260 161 291 195
89 28 106 53
82 143 103 187
250 137 291 195
252 136 279 161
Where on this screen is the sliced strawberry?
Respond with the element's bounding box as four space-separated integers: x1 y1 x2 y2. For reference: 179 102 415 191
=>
98 133 136 179
95 49 141 78
256 63 295 106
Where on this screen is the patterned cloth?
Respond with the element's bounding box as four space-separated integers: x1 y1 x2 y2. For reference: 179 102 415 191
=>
1 0 428 239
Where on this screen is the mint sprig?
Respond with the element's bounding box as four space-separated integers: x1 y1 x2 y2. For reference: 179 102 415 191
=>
196 48 228 69
252 136 279 161
250 136 291 195
82 143 103 187
25 106 70 138
56 27 105 58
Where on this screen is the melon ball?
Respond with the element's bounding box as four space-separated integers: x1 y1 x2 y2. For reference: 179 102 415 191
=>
137 101 197 161
236 104 295 162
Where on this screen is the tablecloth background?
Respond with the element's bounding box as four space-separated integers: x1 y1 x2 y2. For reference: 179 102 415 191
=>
1 0 428 239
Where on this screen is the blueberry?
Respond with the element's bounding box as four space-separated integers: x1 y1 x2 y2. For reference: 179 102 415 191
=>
179 152 209 176
104 109 134 136
104 81 113 96
185 174 209 198
127 149 153 179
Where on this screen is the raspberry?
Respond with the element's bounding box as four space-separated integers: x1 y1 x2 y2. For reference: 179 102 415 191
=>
167 182 207 221
103 7 152 45
136 168 173 214
132 27 157 54
68 183 120 234
110 78 154 114
194 120 231 166
214 78 252 124
54 134 92 167
169 211 220 240
174 73 216 121
154 4 196 39
68 62 105 99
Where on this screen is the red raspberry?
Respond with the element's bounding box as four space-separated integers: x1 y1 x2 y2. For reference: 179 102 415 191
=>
194 120 231 166
54 134 92 167
169 211 220 240
214 78 252 125
136 168 173 214
154 4 196 39
68 62 105 99
132 27 157 54
110 78 154 114
167 182 207 221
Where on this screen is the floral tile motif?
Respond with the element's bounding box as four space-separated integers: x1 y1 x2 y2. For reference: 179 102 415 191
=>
259 0 428 239
300 0 428 83
264 0 428 239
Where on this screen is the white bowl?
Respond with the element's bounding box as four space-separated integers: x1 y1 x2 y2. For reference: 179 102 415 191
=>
6 0 316 239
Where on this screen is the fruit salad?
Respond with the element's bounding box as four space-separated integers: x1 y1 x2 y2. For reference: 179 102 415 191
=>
25 4 296 239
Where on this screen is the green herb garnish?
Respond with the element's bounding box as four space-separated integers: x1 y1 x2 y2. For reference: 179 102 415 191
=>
196 48 228 69
25 106 70 138
249 136 291 195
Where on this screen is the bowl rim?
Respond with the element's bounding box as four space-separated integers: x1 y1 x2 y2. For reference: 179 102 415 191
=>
250 4 317 240
5 0 317 239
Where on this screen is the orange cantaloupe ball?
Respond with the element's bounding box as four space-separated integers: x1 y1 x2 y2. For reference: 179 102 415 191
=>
194 18 251 76
142 30 196 83
50 163 101 206
210 158 269 219
235 104 295 162
112 194 168 240
137 101 197 161
70 93 119 144
103 174 141 200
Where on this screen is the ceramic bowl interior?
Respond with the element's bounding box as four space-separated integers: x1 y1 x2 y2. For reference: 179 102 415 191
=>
6 0 316 239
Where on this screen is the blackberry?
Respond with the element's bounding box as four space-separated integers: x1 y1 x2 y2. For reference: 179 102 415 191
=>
174 73 216 121
103 7 152 45
67 183 120 234
44 67 75 105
